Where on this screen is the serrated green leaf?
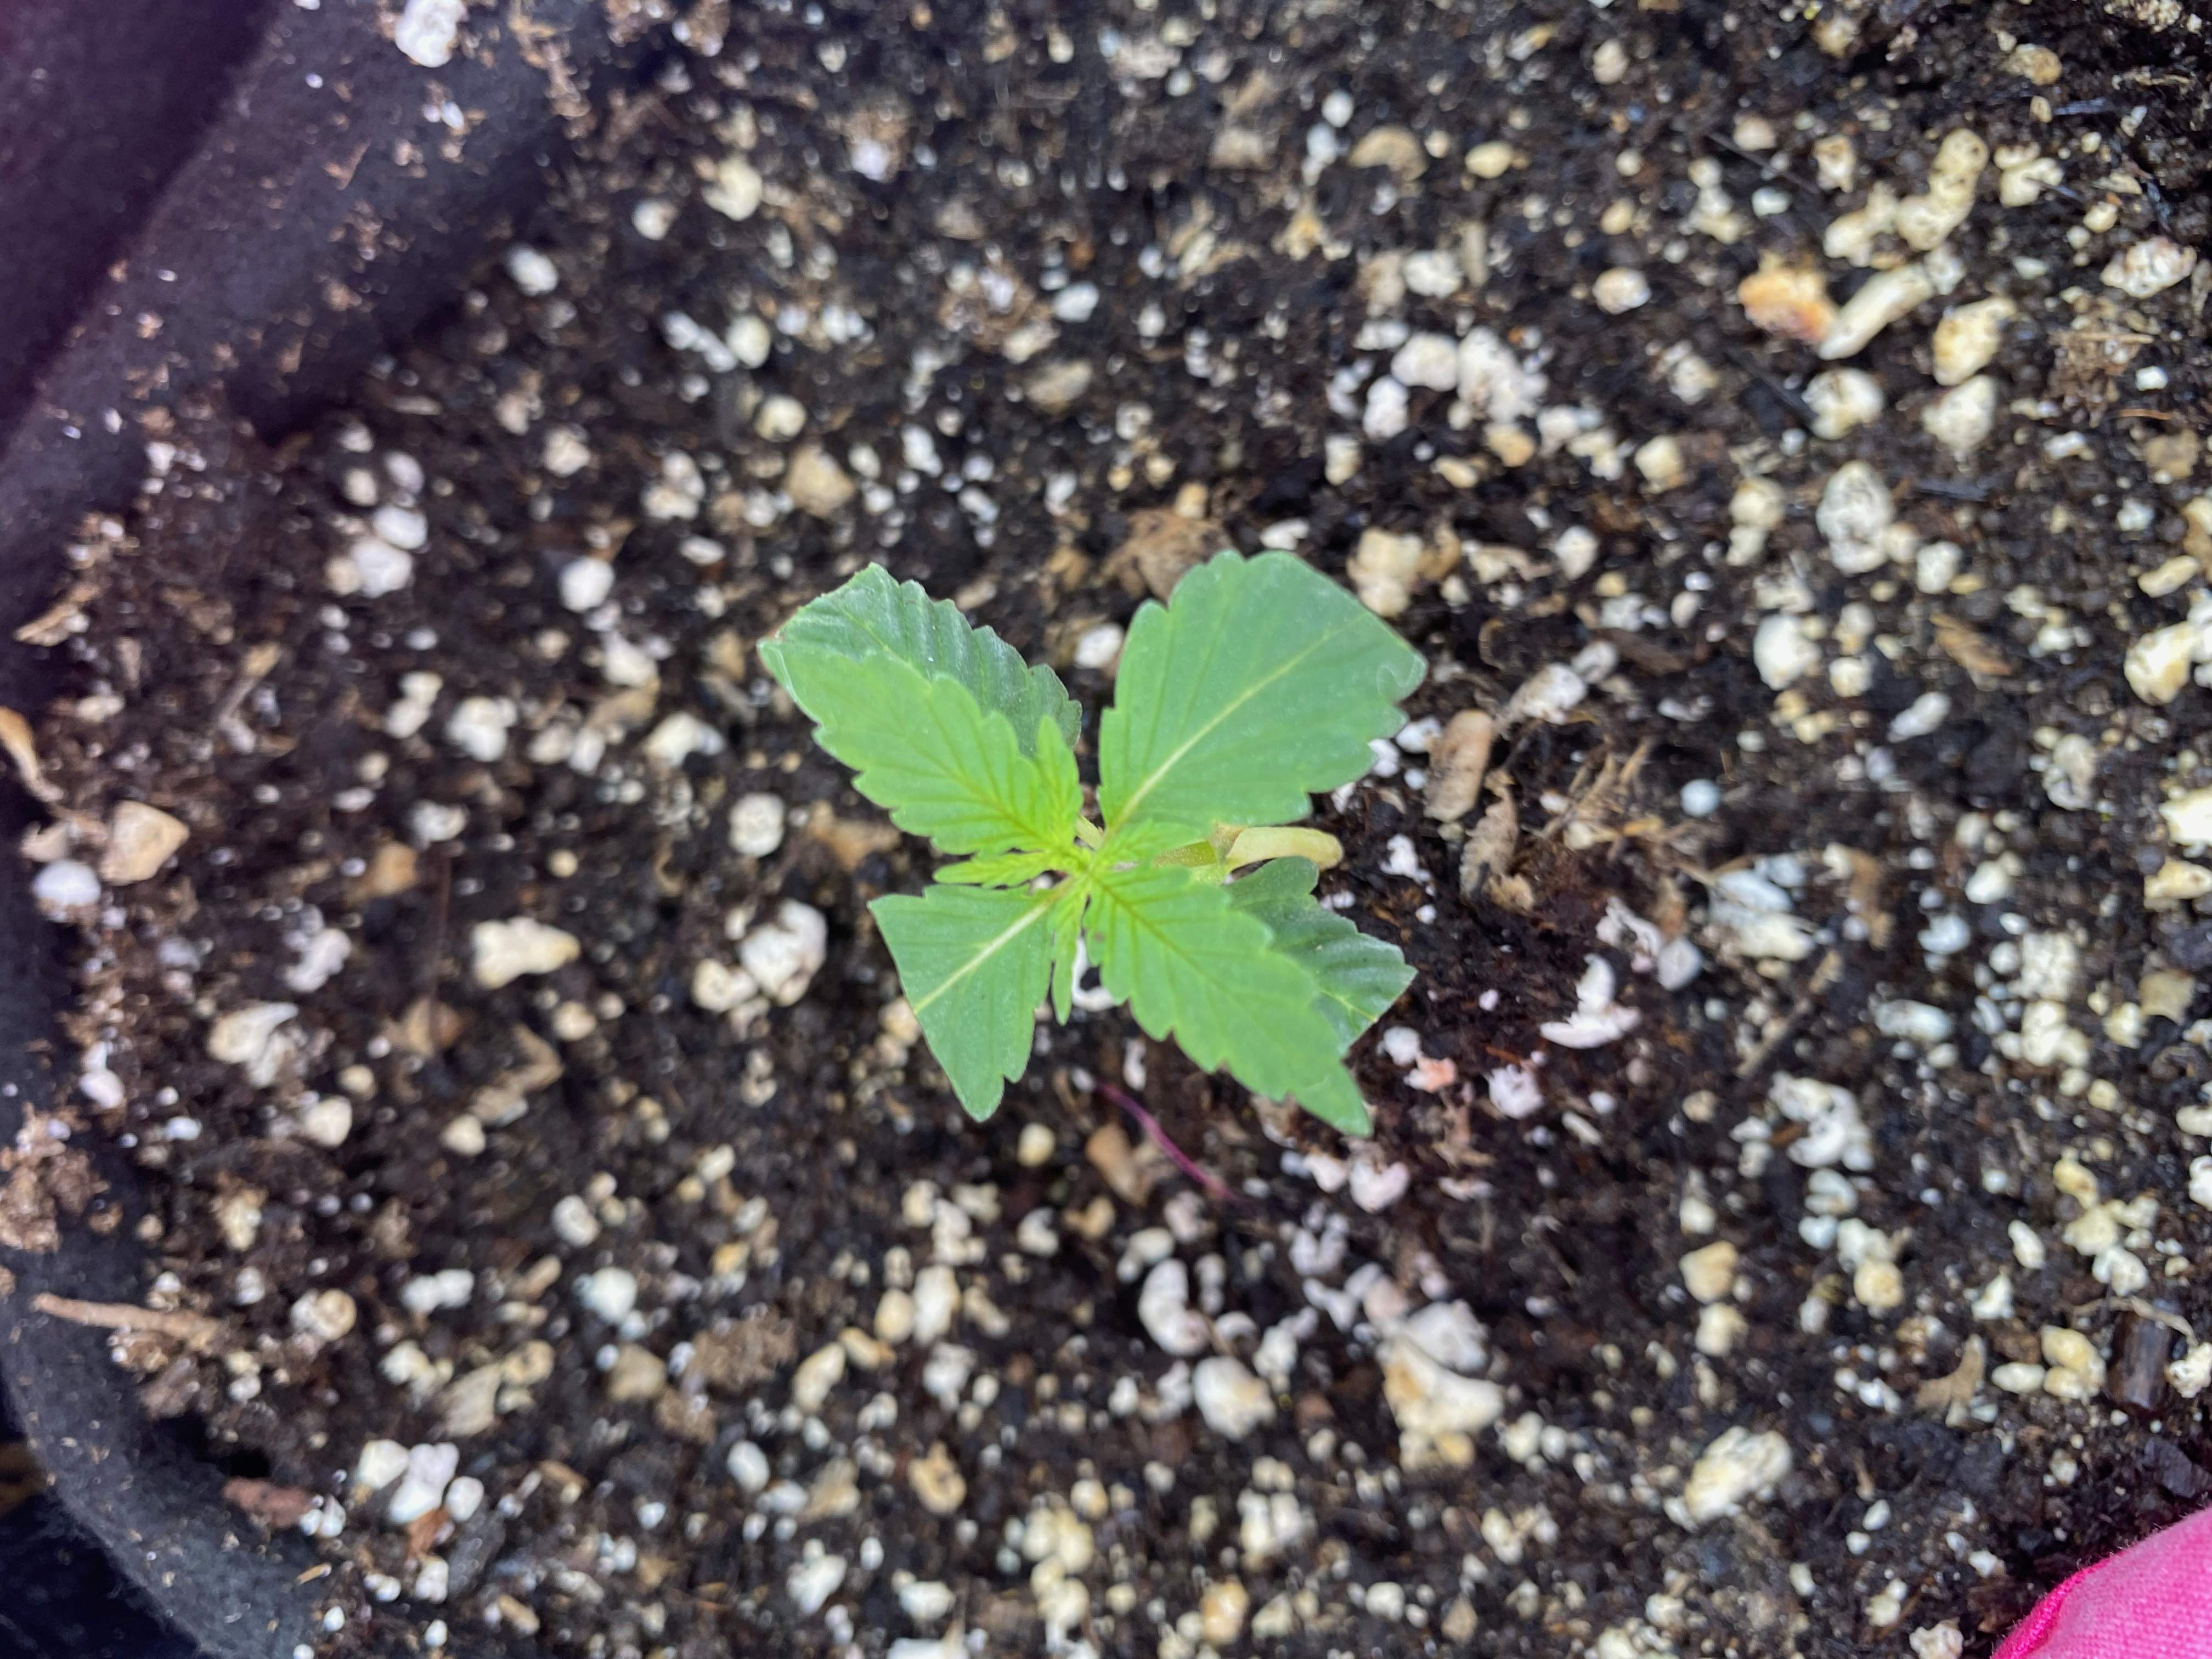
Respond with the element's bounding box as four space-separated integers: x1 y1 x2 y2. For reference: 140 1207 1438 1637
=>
763 563 1080 757
874 883 1056 1120
1086 861 1368 1130
1098 550 1426 841
937 850 1067 887
1288 1067 1374 1136
1225 858 1414 1050
768 645 1081 854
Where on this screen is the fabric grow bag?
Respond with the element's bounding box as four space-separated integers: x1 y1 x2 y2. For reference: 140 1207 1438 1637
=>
0 5 648 1654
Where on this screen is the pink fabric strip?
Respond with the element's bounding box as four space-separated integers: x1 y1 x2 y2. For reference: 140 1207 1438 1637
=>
1991 1506 2212 1658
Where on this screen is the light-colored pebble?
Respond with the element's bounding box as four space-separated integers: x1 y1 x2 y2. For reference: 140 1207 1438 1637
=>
368 488 425 539
470 918 579 989
1806 369 1884 440
1380 1336 1505 1442
1896 130 1987 251
577 1266 639 1324
206 1001 301 1087
298 1097 353 1148
331 534 415 599
356 1439 410 1492
1922 376 1998 459
1347 528 1424 618
386 1442 459 1525
439 1116 486 1156
792 1342 847 1413
393 0 464 67
1916 539 1963 594
1193 1356 1276 1441
1738 257 1837 344
1391 333 1460 392
2171 1343 2212 1399
1677 1427 1793 1526
1932 296 2014 386
641 712 725 770
2162 787 2212 850
739 901 827 1005
2103 238 2197 300
99 802 189 884
787 1551 848 1617
1025 359 1093 413
874 1288 917 1345
1017 1122 1056 1167
755 394 806 442
31 860 100 918
1752 614 1821 690
1593 268 1651 314
1200 1580 1251 1646
912 1266 959 1346
1138 1260 1211 1356
1818 460 1896 574
900 1580 956 1624
2128 622 2199 706
550 1195 600 1248
1887 691 1950 741
504 246 558 296
909 1442 967 1515
291 1289 358 1342
1400 1301 1488 1373
543 426 591 476
1362 376 1410 441
705 155 763 222
444 696 515 763
728 793 787 857
786 446 856 517
1820 262 1936 360
1457 328 1545 423
1680 1240 1738 1304
726 1440 770 1492
690 960 755 1014
1348 1158 1411 1212
558 558 614 612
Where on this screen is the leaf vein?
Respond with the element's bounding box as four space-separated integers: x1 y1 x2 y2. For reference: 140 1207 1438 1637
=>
1113 614 1370 826
907 899 1054 1016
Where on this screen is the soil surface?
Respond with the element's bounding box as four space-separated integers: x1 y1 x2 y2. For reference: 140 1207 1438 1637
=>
14 2 2212 1656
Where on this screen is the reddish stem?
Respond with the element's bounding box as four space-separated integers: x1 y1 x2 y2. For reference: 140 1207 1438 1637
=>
1099 1082 1243 1206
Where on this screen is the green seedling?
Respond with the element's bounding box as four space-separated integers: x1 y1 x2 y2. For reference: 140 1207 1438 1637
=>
760 549 1424 1135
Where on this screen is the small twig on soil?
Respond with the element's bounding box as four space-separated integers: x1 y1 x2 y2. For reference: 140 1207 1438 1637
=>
1733 948 1844 1079
2080 1296 2196 1340
31 1293 223 1349
1098 1083 1243 1206
1908 476 1991 502
421 848 454 1003
212 641 282 753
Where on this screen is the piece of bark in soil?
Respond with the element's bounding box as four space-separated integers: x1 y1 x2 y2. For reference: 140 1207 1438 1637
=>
686 1311 798 1392
223 1479 315 1532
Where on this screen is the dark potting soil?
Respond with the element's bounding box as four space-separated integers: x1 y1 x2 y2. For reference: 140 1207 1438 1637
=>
14 2 2212 1656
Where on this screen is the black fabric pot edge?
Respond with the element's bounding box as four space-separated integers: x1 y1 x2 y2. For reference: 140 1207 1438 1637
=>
0 7 650 1655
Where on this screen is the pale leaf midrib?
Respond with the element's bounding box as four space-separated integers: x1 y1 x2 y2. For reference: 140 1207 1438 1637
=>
909 899 1054 1016
1091 875 1311 1055
1111 616 1363 828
